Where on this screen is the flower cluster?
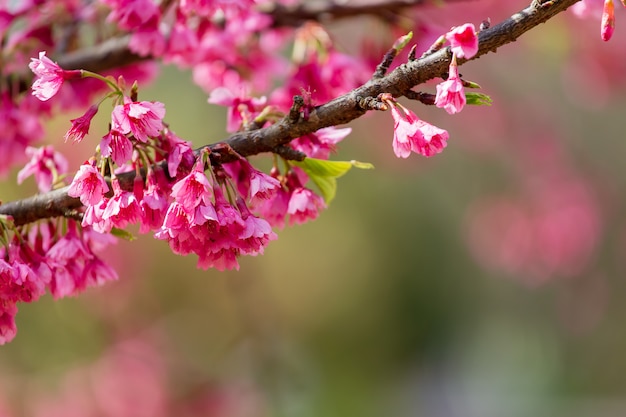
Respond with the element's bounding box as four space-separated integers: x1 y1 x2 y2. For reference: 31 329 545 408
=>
381 24 478 159
0 219 118 344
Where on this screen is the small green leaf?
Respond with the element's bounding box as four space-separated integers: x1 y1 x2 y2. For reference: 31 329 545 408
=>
292 158 374 204
465 92 493 106
110 227 136 241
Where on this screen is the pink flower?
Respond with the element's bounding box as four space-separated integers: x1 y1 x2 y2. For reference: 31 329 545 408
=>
17 145 68 192
601 0 616 41
0 302 17 345
139 170 171 233
29 51 81 101
445 23 478 59
223 158 280 204
65 105 98 143
290 127 351 159
101 129 134 166
387 102 421 159
170 160 213 213
102 180 142 230
287 188 326 225
111 98 165 142
435 55 466 114
384 96 450 158
412 119 449 157
208 87 267 132
68 160 110 206
161 130 195 178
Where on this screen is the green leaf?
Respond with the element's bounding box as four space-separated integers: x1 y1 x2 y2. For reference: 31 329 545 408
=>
292 158 374 204
110 227 136 241
465 92 493 106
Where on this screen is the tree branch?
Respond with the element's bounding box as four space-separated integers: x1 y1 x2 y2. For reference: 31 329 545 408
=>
0 0 581 226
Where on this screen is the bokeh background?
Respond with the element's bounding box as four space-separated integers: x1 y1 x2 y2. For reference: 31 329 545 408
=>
4 1 626 416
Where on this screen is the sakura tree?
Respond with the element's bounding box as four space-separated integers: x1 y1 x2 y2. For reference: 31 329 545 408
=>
0 0 625 413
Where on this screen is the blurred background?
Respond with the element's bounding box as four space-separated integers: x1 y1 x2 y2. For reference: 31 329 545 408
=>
4 1 626 416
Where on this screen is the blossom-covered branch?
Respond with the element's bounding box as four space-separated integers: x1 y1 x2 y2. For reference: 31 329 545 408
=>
0 0 581 227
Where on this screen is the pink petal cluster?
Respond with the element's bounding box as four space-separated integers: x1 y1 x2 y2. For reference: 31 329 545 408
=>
208 87 267 132
383 97 449 159
445 23 478 59
155 157 278 271
0 220 117 344
111 98 166 143
434 55 466 115
67 160 109 206
17 145 68 192
65 105 98 143
29 51 81 101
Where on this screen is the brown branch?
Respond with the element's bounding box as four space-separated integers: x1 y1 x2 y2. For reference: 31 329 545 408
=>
0 0 582 226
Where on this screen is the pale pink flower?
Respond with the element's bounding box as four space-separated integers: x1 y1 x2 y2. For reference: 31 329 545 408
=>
17 145 68 192
412 119 449 157
68 161 109 206
445 23 478 59
29 51 81 101
101 129 134 165
65 105 98 143
208 87 267 132
111 98 165 142
384 96 450 158
435 54 466 114
387 102 421 159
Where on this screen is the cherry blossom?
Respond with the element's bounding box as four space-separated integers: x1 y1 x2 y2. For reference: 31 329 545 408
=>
445 23 478 59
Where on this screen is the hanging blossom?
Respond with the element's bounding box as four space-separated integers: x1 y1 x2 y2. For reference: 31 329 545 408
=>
111 98 166 143
381 94 449 159
445 23 478 59
572 0 626 41
435 54 466 115
17 145 68 192
0 219 117 344
29 51 82 101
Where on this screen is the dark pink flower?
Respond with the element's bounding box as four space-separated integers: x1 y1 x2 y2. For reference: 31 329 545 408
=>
290 127 351 159
65 105 98 143
29 51 81 101
160 130 195 178
112 98 165 143
445 23 478 59
0 302 17 345
287 188 326 225
102 180 142 230
139 170 171 233
223 158 280 204
17 145 68 192
170 160 213 213
68 160 109 206
101 129 134 165
435 55 466 115
601 0 616 41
